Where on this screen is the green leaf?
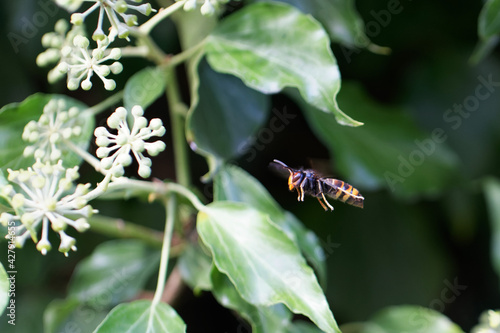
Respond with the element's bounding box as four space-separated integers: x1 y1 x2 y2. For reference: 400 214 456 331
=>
205 2 361 127
214 164 326 286
251 0 372 49
484 177 500 280
94 300 186 333
0 93 93 170
123 67 166 111
286 320 325 333
197 202 340 333
177 242 213 293
211 266 292 333
478 0 500 40
186 57 270 163
0 263 8 317
471 0 500 63
298 83 459 197
43 299 109 333
360 305 464 333
68 240 160 306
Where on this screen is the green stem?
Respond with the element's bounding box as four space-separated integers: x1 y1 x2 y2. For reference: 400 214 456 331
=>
87 213 185 256
140 0 187 35
88 214 163 247
102 178 205 210
163 41 205 69
165 69 191 187
152 195 177 306
65 140 102 172
87 90 124 116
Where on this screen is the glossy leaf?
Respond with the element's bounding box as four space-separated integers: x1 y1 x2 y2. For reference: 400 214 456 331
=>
94 300 186 333
43 298 107 333
214 164 326 285
286 320 325 333
197 202 340 333
123 67 166 111
251 0 371 49
360 305 464 333
0 263 7 316
177 242 212 293
186 57 269 163
472 0 500 63
205 2 361 127
211 266 292 333
0 93 92 170
484 177 500 280
68 240 160 306
478 0 500 40
298 83 459 197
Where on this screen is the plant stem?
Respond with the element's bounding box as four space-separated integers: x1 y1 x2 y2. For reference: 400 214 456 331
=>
87 90 124 116
164 41 205 69
166 69 191 187
140 0 187 35
65 140 102 172
152 195 177 306
87 213 185 255
88 214 162 247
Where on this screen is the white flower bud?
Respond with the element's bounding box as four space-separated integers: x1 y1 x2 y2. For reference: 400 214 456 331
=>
138 165 151 178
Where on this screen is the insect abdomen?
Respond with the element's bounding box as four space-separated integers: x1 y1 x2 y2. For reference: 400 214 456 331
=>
325 179 364 208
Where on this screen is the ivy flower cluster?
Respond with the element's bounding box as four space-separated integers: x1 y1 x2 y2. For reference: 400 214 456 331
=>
181 0 237 16
472 310 500 333
68 0 155 40
94 105 166 178
37 19 122 91
59 34 123 91
39 0 156 91
22 98 84 162
0 161 96 256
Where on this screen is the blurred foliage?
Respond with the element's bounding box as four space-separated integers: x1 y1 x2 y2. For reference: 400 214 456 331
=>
0 0 500 332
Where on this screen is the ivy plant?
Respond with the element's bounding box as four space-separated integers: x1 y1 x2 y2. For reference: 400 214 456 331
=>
0 0 499 332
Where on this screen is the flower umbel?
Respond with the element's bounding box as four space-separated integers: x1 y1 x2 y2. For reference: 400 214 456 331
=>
22 98 84 162
67 0 156 40
181 0 236 16
0 160 95 256
58 34 123 91
95 105 166 178
36 19 86 84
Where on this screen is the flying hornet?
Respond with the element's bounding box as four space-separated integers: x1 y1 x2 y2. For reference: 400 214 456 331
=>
271 159 364 211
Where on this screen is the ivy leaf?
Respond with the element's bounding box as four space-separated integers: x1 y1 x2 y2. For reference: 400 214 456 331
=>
471 0 500 63
43 298 108 333
0 93 92 170
298 83 459 197
94 300 186 333
186 56 269 166
251 0 372 50
205 2 361 127
123 67 166 111
478 0 500 40
359 305 464 333
0 263 8 317
197 202 340 333
214 164 326 286
68 240 160 306
211 266 292 333
177 242 213 293
484 177 500 281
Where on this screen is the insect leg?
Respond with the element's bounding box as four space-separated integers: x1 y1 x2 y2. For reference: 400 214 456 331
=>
320 193 334 211
299 181 305 201
316 197 328 211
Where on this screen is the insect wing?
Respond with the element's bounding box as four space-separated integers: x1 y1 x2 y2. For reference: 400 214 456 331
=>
321 178 364 208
